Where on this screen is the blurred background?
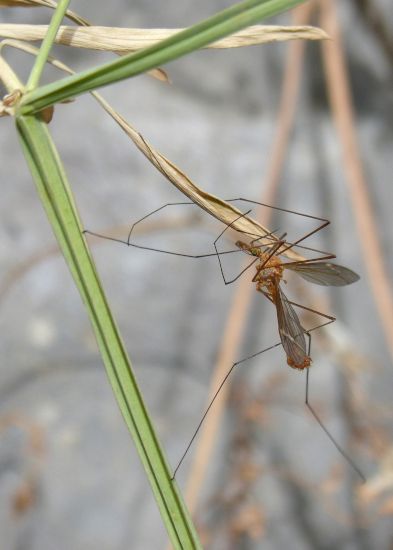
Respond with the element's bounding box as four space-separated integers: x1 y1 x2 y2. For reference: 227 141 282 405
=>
1 1 393 548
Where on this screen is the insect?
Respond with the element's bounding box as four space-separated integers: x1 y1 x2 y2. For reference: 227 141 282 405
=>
238 236 314 370
209 200 359 371
168 210 362 479
83 198 363 480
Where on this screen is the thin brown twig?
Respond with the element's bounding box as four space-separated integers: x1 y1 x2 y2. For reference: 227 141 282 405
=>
183 2 315 516
319 0 393 363
352 0 393 66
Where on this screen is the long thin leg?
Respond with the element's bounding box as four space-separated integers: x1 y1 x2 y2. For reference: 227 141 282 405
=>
284 300 336 322
224 197 330 257
304 337 366 482
83 228 242 259
239 319 335 368
251 236 288 285
250 232 336 258
171 319 333 479
84 202 276 260
279 241 335 257
126 201 193 245
215 198 338 286
213 208 287 286
83 200 245 259
171 339 283 479
84 199 333 271
213 209 259 285
214 235 286 286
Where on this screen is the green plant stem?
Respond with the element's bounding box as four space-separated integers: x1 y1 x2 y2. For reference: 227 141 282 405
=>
16 114 202 550
26 0 71 90
19 0 305 115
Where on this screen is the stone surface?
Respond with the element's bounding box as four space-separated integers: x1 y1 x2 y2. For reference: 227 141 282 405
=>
0 1 392 549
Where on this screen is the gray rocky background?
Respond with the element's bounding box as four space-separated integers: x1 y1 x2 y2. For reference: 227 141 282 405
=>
0 1 393 549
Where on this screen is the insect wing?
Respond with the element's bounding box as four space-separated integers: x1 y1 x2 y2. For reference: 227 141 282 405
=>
287 262 360 287
275 285 308 367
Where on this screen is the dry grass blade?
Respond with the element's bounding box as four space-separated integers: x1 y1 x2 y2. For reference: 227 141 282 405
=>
0 0 89 25
115 125 309 259
0 20 326 253
320 0 393 362
0 11 165 79
0 55 23 116
0 24 329 53
0 37 286 254
83 85 307 259
0 0 43 5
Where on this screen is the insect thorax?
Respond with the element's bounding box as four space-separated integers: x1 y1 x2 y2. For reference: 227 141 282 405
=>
256 255 283 281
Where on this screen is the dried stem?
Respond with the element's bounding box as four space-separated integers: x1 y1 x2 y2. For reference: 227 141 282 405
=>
320 0 393 363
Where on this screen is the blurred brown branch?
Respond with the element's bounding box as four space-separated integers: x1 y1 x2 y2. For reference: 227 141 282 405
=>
352 0 393 66
320 0 393 362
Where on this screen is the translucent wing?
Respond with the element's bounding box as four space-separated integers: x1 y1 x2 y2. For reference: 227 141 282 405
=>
275 284 310 369
286 262 360 287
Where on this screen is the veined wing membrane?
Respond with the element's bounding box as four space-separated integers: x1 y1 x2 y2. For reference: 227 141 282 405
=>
275 285 309 368
286 262 360 287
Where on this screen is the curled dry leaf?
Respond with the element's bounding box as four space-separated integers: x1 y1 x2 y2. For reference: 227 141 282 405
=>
111 120 306 261
0 8 165 80
0 17 326 247
0 38 305 261
0 24 329 53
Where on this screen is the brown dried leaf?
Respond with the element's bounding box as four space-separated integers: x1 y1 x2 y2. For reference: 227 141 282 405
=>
0 38 304 260
0 24 329 53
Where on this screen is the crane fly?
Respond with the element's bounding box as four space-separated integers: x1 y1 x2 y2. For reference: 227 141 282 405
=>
234 237 359 370
83 197 359 291
83 198 363 480
172 227 364 480
210 201 359 370
238 237 313 370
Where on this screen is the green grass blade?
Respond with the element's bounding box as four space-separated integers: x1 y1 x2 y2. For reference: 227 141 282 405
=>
15 114 202 550
26 0 70 90
19 0 305 114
